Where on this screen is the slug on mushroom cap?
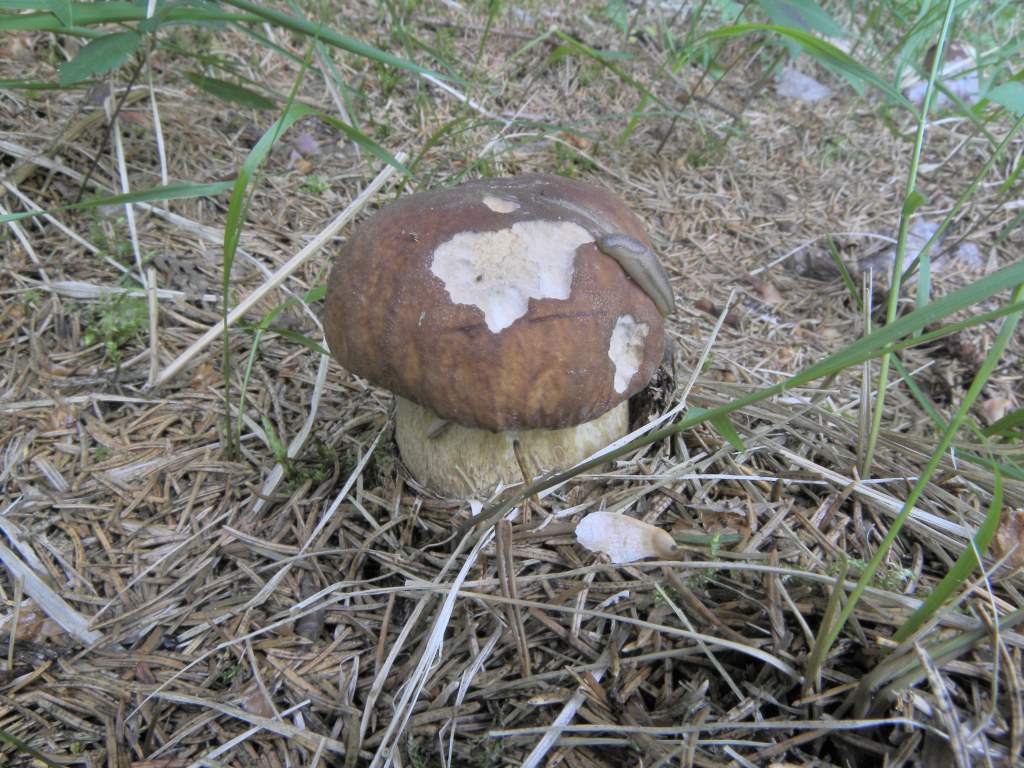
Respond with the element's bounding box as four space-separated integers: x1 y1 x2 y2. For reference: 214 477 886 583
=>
323 173 674 497
595 233 674 316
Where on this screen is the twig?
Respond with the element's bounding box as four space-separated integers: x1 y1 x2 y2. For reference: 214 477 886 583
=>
496 519 531 677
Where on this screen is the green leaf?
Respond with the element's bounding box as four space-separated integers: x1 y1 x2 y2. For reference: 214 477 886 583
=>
0 0 53 12
988 82 1024 116
983 408 1024 441
604 0 629 33
902 187 928 217
690 407 746 451
890 472 1003 644
1 1 452 85
711 415 746 451
0 4 244 32
756 0 845 38
263 327 328 356
59 30 141 85
40 0 72 26
261 415 287 461
304 284 326 303
181 71 277 109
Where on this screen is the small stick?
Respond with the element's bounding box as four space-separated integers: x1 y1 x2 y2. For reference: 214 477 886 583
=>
496 520 531 678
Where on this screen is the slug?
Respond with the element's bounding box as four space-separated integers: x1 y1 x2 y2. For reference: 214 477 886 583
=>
595 233 674 317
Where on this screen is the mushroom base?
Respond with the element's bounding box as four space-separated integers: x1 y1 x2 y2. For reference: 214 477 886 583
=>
394 398 629 498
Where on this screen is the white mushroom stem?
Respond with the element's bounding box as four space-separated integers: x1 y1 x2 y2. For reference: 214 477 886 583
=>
394 398 629 498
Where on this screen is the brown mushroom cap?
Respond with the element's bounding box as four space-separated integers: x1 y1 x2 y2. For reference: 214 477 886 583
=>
323 174 665 433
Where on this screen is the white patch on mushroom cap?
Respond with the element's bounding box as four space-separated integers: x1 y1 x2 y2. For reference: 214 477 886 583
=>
607 314 649 393
431 220 592 333
481 194 520 213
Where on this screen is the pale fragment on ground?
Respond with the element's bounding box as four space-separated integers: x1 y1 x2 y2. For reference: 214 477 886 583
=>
903 42 980 109
955 241 984 271
904 73 980 109
860 219 987 284
776 66 832 102
860 219 943 280
576 511 677 563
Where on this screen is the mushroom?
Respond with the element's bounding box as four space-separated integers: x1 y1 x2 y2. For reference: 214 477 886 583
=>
323 173 673 497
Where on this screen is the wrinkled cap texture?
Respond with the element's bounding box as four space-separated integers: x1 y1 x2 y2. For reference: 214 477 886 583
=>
323 174 665 433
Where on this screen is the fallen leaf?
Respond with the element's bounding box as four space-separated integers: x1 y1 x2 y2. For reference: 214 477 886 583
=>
742 274 784 304
5 600 66 642
979 398 1013 426
992 508 1024 571
693 297 740 327
288 150 313 173
576 511 677 563
190 361 216 389
238 680 275 719
119 111 149 127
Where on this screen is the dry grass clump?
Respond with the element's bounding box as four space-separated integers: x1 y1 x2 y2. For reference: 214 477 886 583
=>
1 3 1023 767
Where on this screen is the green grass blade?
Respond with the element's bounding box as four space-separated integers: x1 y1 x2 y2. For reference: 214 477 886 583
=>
690 406 746 451
803 556 848 696
982 409 1024 441
862 3 958 478
702 24 916 112
0 181 236 224
756 0 846 38
0 727 63 768
180 71 278 109
891 471 1003 644
42 0 73 25
852 608 1024 718
0 2 254 31
1 0 449 87
218 0 452 83
822 281 1024 663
